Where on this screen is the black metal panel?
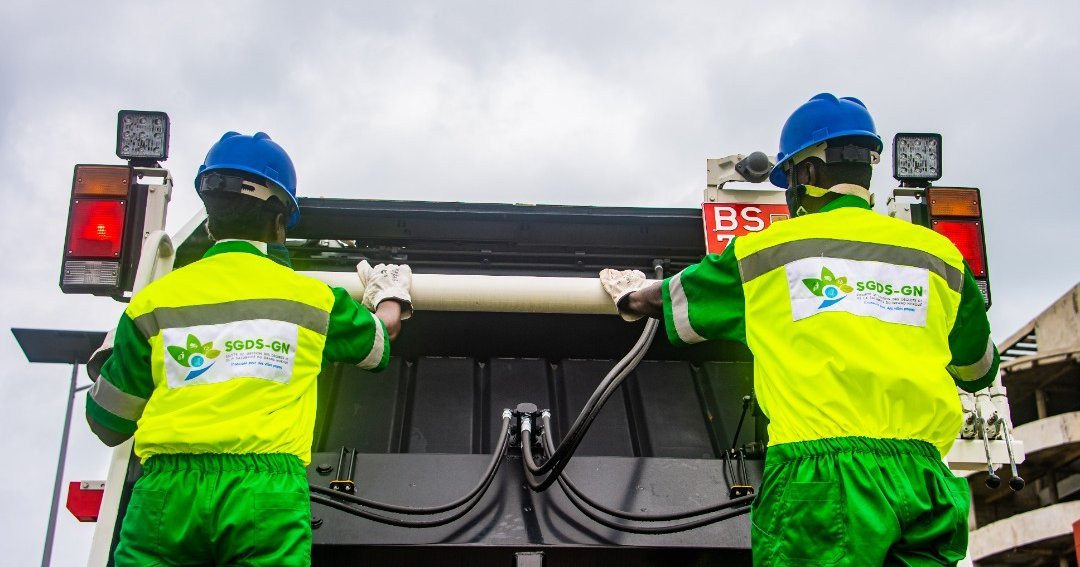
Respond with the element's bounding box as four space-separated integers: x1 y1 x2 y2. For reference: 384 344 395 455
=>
556 359 636 457
311 362 340 452
631 361 714 459
284 198 706 277
392 311 750 363
177 198 708 278
319 359 407 453
488 358 551 451
313 358 761 457
308 452 759 563
406 357 477 453
315 546 744 567
696 362 759 452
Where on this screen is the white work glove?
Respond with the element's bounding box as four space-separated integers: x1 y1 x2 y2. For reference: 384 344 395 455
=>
87 327 116 382
357 260 414 319
599 268 649 321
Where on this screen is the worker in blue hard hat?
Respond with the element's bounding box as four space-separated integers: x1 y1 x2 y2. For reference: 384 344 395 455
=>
771 93 883 216
600 93 998 566
85 131 413 566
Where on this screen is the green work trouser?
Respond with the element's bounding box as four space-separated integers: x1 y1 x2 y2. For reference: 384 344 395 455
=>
113 453 311 567
750 437 970 567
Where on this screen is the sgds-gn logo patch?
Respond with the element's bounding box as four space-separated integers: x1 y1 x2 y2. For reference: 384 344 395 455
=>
802 266 854 309
167 334 221 381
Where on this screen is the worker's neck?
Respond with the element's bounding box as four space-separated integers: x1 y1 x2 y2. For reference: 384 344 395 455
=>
215 239 268 254
825 183 874 207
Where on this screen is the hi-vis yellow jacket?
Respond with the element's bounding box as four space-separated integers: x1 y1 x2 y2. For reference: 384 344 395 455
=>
87 240 389 465
662 196 998 456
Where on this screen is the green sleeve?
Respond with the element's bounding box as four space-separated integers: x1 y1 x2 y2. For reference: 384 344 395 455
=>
87 397 137 437
947 263 1000 393
86 313 153 441
661 239 747 346
322 286 390 372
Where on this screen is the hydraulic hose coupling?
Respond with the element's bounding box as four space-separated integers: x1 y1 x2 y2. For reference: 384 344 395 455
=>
512 402 541 449
521 415 533 434
516 403 539 414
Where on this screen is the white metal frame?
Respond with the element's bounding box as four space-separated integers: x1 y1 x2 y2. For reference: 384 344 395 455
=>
704 155 786 205
87 172 174 567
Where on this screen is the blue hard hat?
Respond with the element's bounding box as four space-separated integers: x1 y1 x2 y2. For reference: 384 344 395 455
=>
195 131 300 228
770 93 883 188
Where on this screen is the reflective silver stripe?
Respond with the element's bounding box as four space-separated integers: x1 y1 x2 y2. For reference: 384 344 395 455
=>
357 310 386 370
87 415 132 447
949 336 997 382
89 378 148 422
738 238 964 292
668 272 706 345
133 299 330 338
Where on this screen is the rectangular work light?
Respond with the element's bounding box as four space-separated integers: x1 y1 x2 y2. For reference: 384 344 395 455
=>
115 110 170 161
893 133 942 185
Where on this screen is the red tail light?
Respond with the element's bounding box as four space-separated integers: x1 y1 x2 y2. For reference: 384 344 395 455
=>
68 200 126 258
932 220 986 277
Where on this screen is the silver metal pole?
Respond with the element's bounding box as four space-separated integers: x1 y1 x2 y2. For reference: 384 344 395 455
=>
41 362 79 567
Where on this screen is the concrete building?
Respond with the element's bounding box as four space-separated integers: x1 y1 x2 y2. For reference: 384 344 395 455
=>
968 283 1080 566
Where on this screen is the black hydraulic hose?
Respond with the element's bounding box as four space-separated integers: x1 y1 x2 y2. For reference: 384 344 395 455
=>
522 327 655 492
525 317 656 479
533 415 753 521
529 265 665 476
522 423 751 533
308 414 511 526
555 473 751 534
527 328 652 475
520 423 546 482
309 449 500 528
527 317 660 490
521 439 550 493
312 413 510 514
731 393 752 450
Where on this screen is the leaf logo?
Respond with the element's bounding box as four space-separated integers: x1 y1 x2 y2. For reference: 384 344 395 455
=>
167 333 221 380
802 266 853 309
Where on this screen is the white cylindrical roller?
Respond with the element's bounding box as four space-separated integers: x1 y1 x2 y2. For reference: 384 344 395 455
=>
307 271 621 315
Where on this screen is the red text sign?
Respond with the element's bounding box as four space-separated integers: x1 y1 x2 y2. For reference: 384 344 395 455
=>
702 203 789 255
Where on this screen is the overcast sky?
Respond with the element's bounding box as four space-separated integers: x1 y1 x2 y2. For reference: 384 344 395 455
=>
3 1 1079 564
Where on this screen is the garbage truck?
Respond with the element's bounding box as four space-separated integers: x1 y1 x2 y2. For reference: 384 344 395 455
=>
58 111 1024 566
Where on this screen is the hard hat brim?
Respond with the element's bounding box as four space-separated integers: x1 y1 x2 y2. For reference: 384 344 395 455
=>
197 164 301 228
770 130 883 188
